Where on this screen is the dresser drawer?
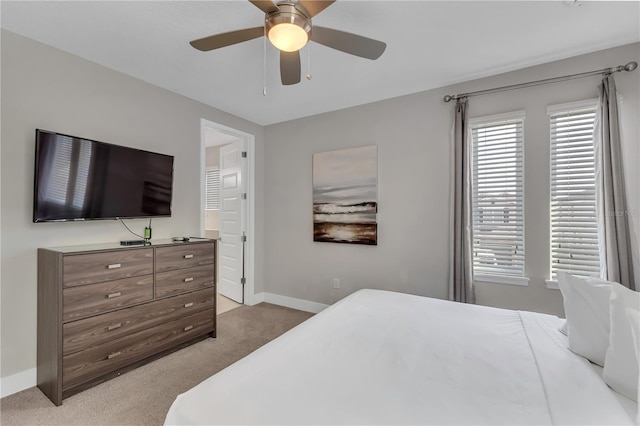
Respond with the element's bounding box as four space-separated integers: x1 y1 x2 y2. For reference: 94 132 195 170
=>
155 264 215 298
63 275 153 321
155 243 214 272
63 249 153 288
63 288 215 355
62 309 214 389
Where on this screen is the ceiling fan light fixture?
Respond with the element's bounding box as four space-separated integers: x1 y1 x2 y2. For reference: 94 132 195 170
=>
190 0 386 86
265 3 311 52
268 23 308 52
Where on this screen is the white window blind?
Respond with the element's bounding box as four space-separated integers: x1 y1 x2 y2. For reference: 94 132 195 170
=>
205 168 220 210
470 112 525 277
549 101 600 279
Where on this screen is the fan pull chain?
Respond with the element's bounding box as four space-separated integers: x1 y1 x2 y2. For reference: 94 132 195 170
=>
263 25 267 96
306 44 312 80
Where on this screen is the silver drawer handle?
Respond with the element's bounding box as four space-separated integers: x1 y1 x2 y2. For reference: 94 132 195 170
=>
183 254 194 259
184 302 194 308
183 325 194 332
107 322 122 331
107 292 122 299
107 263 122 269
184 277 194 283
107 351 122 359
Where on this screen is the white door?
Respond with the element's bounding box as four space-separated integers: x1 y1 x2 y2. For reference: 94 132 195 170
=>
218 140 245 303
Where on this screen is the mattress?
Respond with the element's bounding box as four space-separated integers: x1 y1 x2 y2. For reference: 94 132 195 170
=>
164 289 636 425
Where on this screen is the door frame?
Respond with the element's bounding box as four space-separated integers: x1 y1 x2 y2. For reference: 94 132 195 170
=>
200 119 256 305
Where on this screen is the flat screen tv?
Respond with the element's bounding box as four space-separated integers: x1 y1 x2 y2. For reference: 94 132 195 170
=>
33 129 174 222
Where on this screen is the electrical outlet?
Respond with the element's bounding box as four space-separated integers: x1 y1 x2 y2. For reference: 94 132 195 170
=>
333 278 340 289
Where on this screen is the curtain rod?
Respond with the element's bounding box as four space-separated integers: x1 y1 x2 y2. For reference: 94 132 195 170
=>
443 61 638 102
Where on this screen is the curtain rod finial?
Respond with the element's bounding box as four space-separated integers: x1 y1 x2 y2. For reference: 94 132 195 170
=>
443 95 454 103
625 62 637 72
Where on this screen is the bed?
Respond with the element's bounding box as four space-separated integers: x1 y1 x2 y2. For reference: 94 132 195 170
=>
164 289 637 425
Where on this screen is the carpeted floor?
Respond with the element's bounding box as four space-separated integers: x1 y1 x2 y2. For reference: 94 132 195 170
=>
0 303 313 425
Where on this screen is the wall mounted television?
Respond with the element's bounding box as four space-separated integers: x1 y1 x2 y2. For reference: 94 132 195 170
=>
33 129 174 223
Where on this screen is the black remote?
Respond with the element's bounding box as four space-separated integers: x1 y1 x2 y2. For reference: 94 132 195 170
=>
120 240 146 246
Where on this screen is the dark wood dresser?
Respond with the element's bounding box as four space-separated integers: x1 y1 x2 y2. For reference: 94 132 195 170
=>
37 239 216 406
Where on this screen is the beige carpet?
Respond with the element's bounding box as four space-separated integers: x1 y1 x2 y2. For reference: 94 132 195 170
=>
0 303 313 425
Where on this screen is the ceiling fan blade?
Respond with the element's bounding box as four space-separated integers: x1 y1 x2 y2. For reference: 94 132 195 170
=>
296 0 335 17
311 26 386 60
249 0 279 14
190 27 264 51
280 51 301 85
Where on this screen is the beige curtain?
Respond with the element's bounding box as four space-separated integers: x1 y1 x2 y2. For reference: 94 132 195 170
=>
595 74 636 290
449 98 475 303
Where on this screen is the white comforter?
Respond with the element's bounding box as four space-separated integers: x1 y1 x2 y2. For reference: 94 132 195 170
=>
165 289 635 425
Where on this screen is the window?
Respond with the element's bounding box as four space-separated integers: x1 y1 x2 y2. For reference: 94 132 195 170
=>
205 168 220 210
470 111 525 279
548 100 600 279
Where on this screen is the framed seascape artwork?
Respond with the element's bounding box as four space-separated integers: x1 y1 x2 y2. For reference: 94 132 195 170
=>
312 145 377 245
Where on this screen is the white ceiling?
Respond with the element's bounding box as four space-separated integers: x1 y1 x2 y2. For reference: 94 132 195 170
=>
2 1 639 126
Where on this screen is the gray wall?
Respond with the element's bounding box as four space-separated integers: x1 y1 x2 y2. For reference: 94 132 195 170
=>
263 43 640 316
0 30 264 379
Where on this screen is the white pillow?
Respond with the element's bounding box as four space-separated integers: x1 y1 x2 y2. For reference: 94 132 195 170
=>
603 282 640 401
625 307 640 424
556 272 613 366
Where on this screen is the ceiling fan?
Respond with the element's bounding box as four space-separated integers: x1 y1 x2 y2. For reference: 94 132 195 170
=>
189 0 387 85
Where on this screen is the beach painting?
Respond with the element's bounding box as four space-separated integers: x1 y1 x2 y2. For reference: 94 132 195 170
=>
313 145 377 245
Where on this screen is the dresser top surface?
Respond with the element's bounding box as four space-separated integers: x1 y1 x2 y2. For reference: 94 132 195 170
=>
42 238 216 254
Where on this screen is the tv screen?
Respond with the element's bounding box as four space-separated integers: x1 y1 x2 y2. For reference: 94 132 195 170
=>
33 129 174 222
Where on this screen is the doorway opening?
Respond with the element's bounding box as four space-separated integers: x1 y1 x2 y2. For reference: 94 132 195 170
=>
200 119 256 309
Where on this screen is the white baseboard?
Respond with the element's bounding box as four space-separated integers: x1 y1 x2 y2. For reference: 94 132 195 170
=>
247 291 265 306
1 367 36 398
253 292 328 314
